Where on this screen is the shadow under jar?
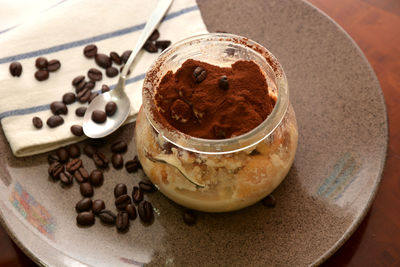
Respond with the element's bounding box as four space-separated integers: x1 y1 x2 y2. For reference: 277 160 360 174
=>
135 33 298 212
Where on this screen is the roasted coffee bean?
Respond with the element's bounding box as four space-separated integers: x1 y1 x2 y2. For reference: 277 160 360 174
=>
75 79 87 93
62 92 76 104
183 210 197 225
74 167 89 183
9 62 22 77
95 53 112 69
116 211 129 231
148 29 160 41
88 92 99 103
155 40 171 51
92 199 105 214
218 75 229 90
193 66 207 83
78 89 91 103
143 41 158 53
106 67 118 77
138 201 153 223
68 144 81 158
48 162 64 179
75 198 92 212
87 68 102 81
139 180 157 193
83 44 97 58
98 210 116 224
115 194 131 210
80 182 94 197
72 75 85 87
70 125 84 137
75 107 87 117
46 115 64 128
66 158 82 172
125 204 137 220
48 154 59 164
85 80 95 90
93 151 108 168
109 51 122 65
35 57 48 69
101 84 110 93
35 69 49 81
59 171 73 185
47 59 61 72
114 184 127 198
89 169 104 186
105 101 117 116
121 50 132 64
132 186 143 204
83 144 97 157
76 211 95 226
125 156 141 173
262 194 276 207
56 147 69 163
111 153 124 169
111 141 127 153
32 116 43 129
77 88 90 100
50 101 68 115
92 110 107 123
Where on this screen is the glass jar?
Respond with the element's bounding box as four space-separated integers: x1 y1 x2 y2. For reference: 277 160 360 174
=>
135 33 298 212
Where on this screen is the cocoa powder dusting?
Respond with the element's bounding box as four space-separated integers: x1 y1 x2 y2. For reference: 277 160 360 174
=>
154 59 275 139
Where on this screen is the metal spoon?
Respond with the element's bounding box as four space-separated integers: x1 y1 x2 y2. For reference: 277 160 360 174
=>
83 0 173 138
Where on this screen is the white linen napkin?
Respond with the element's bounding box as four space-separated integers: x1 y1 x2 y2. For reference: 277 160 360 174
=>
0 0 208 157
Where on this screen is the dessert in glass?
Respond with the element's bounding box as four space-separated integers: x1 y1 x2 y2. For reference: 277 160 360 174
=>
135 33 298 212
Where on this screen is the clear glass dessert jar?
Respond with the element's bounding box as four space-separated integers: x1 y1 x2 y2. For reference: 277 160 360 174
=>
135 33 298 212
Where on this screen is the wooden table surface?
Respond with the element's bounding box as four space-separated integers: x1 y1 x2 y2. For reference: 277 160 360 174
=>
0 0 399 266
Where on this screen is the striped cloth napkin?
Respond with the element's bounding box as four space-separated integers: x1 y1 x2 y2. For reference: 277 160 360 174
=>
0 0 208 157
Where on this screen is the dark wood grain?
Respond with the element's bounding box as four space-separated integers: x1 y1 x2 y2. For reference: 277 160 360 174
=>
0 0 399 266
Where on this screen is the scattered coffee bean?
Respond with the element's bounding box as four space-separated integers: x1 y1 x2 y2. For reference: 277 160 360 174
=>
83 144 97 158
62 92 76 104
48 162 64 179
89 169 104 187
143 41 158 53
138 201 153 223
99 210 116 225
75 198 93 212
148 29 160 41
114 184 127 198
76 211 95 226
106 67 119 77
80 182 94 197
193 66 207 83
59 171 73 185
85 80 95 90
47 115 64 128
72 75 85 87
74 167 89 183
48 154 60 164
66 158 82 172
32 116 43 129
50 101 68 115
101 84 110 93
77 88 90 100
125 156 141 173
35 69 49 81
47 59 61 72
92 151 108 168
183 210 197 225
95 53 112 69
121 50 132 64
132 186 143 204
92 199 105 214
115 194 131 210
78 89 91 103
105 101 117 116
139 180 157 193
155 40 171 51
70 125 84 136
88 92 99 103
56 147 69 163
35 57 48 69
111 153 124 169
9 62 22 77
68 144 81 158
87 68 102 81
262 194 276 207
92 110 107 123
116 211 129 231
111 141 127 153
218 75 229 90
109 51 122 65
75 107 87 117
75 79 87 93
125 204 137 220
83 44 97 58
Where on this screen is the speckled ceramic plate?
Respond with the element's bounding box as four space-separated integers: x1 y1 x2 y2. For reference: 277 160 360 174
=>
0 0 388 266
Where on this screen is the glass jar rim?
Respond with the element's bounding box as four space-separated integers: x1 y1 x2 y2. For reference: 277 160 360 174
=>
142 33 289 154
